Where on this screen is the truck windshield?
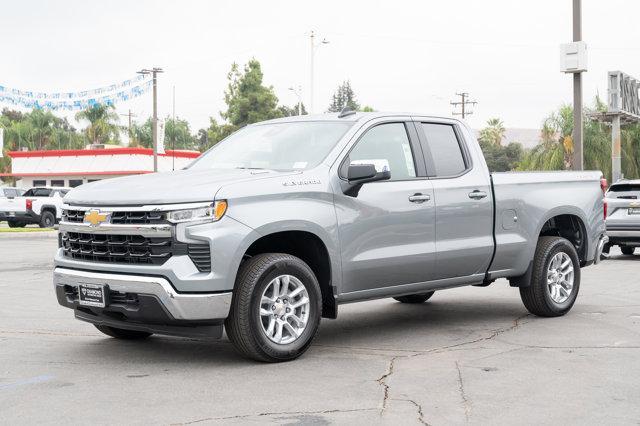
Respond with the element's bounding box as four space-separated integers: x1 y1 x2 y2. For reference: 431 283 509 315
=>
189 121 353 171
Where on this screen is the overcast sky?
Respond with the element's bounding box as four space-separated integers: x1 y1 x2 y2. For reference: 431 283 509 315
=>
1 0 639 132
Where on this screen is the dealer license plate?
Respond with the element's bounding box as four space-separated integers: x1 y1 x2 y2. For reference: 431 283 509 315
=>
78 284 107 308
628 208 640 215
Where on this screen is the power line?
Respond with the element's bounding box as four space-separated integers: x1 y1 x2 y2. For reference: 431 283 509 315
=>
119 110 137 145
451 92 477 119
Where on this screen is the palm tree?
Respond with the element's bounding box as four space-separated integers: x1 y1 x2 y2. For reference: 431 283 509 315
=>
479 118 506 146
75 104 120 145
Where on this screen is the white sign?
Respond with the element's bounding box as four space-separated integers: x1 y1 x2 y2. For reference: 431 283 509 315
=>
560 41 588 73
156 119 165 154
608 71 640 119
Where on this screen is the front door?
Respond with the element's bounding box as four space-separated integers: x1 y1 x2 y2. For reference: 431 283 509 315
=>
334 121 436 294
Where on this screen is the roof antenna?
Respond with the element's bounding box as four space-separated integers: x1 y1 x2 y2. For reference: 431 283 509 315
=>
338 106 357 118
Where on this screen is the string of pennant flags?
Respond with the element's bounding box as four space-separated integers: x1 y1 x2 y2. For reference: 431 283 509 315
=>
0 74 152 111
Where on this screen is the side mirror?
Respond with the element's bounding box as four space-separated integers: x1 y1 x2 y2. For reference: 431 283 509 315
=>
342 160 391 197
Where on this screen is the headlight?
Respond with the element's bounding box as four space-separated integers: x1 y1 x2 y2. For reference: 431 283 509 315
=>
167 200 227 223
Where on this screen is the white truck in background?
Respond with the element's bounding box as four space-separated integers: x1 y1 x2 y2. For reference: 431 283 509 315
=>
2 186 70 228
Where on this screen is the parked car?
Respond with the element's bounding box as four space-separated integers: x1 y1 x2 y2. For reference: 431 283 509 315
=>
0 187 26 222
5 186 70 228
53 112 607 362
603 179 640 255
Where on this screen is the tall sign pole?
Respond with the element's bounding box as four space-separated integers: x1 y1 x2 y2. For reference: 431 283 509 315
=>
572 0 584 170
137 67 164 172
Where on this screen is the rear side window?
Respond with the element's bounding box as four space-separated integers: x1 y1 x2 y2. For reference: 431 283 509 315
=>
421 123 466 176
4 189 18 197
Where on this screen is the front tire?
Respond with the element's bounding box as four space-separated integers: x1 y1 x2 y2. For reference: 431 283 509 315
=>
621 246 635 256
394 292 435 304
519 236 580 317
225 253 322 362
7 220 26 228
94 325 152 340
40 210 55 228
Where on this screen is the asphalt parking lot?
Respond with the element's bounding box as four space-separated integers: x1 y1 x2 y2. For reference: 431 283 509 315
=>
1 232 639 425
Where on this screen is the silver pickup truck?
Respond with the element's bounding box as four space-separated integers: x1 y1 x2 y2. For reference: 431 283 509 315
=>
54 112 607 362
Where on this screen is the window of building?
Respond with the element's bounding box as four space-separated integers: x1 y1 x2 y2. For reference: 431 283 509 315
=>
69 179 84 188
421 123 467 177
50 180 65 187
33 180 46 187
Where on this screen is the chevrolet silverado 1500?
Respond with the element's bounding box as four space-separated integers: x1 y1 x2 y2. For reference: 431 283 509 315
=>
54 111 607 361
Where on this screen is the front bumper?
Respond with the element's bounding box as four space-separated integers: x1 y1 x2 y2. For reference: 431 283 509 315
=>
54 267 232 338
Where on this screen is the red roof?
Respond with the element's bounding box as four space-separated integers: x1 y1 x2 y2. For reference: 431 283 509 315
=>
8 147 201 159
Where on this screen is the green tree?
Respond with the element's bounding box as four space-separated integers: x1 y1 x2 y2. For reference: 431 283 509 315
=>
201 59 283 150
479 118 506 146
327 80 360 112
75 104 120 145
278 102 308 117
164 117 197 150
479 139 523 172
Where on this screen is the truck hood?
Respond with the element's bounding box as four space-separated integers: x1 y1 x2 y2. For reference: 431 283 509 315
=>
64 168 295 206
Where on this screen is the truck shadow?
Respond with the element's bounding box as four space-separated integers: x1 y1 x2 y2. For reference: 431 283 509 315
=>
72 297 527 365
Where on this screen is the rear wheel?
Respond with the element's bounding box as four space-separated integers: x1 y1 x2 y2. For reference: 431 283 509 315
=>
394 292 435 304
7 220 25 228
40 210 55 228
94 325 152 340
225 253 322 362
621 246 636 256
520 236 580 317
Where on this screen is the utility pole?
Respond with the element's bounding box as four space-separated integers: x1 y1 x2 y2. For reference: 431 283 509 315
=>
137 67 163 172
309 31 329 114
572 0 584 170
451 92 477 119
120 110 137 145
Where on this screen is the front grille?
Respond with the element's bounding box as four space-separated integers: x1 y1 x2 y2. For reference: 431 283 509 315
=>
62 209 167 225
188 244 212 272
61 232 173 265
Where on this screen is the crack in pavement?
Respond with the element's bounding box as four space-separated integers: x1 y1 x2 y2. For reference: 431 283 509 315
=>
455 361 471 422
173 407 378 424
392 398 430 425
375 313 530 421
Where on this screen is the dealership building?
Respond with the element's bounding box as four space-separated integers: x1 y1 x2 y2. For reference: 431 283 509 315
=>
1 146 201 189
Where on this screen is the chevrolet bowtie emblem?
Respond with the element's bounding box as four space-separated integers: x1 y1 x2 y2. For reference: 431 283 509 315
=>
84 210 109 226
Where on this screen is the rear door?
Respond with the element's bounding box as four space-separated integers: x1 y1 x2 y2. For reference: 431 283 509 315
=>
334 119 437 294
414 120 494 280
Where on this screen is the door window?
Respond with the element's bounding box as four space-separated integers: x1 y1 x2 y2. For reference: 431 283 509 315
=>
421 123 466 176
346 123 416 181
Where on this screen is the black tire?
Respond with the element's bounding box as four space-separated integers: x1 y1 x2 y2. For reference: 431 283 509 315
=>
40 210 55 228
94 325 152 340
621 246 636 256
225 253 322 362
7 220 25 228
393 291 435 304
519 236 581 317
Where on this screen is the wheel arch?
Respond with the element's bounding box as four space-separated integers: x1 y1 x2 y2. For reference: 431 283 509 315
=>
238 224 338 319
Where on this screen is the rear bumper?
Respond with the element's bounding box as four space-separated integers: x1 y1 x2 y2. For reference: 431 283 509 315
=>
54 267 232 337
2 210 38 223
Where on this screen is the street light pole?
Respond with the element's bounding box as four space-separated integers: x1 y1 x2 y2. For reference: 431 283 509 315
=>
572 0 584 170
288 86 302 115
137 67 164 172
309 31 329 114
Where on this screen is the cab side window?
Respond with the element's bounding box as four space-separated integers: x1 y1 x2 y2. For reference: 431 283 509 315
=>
421 123 467 176
347 123 416 181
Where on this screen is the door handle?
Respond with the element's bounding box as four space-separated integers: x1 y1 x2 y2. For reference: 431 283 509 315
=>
409 193 431 203
468 190 487 200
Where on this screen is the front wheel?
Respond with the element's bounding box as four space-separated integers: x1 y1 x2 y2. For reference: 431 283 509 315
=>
7 220 26 228
621 246 636 256
225 253 322 362
519 236 580 317
94 325 152 340
394 291 435 304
